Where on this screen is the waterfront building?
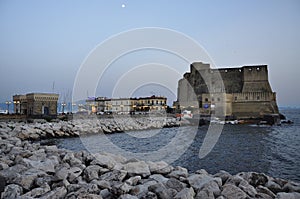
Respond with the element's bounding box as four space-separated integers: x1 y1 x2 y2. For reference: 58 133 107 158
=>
176 62 279 119
85 95 167 114
13 93 59 117
135 96 167 112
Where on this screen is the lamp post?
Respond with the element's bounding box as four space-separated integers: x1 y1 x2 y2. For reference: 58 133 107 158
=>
61 102 66 114
13 101 20 114
71 103 76 113
5 101 11 114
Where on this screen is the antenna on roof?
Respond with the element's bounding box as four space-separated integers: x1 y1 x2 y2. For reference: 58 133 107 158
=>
52 81 55 93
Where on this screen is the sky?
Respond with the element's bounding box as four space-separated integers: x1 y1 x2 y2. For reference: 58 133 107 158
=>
0 0 300 106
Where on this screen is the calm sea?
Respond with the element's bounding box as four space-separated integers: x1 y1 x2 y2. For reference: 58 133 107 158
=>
46 108 300 182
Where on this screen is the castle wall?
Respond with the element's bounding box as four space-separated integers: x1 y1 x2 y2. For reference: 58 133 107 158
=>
218 68 243 93
231 92 278 118
242 65 272 92
176 62 279 118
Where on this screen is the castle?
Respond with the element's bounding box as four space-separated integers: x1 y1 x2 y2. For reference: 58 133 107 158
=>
13 93 59 117
176 62 279 119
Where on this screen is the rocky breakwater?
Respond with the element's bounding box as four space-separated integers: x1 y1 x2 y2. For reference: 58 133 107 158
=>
1 124 300 198
2 117 180 141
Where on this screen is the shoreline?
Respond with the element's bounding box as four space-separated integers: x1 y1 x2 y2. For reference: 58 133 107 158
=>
1 121 300 198
0 117 181 141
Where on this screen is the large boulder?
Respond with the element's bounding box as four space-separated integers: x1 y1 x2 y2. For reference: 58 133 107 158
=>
124 161 151 177
221 184 247 199
1 184 23 199
84 165 102 182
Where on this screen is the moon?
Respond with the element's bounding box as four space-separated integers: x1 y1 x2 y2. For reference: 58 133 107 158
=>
121 4 126 8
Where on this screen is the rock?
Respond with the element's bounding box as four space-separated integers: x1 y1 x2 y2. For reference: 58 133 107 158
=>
282 181 300 193
266 179 283 194
168 166 188 179
118 193 138 199
77 193 103 199
174 187 195 199
166 178 185 192
91 153 117 169
195 189 215 199
195 169 209 175
1 184 23 199
125 176 141 186
238 179 257 197
112 182 133 195
91 179 111 189
149 174 170 184
100 188 113 199
22 183 51 198
0 164 27 183
221 184 247 199
55 166 70 180
226 175 245 186
238 172 268 187
14 168 46 190
35 176 54 187
201 180 221 197
0 163 9 170
84 165 101 182
0 175 6 193
130 180 157 196
22 158 56 173
147 161 173 175
39 186 67 199
275 192 300 199
67 167 83 183
187 174 221 192
124 161 151 177
148 183 173 199
256 185 276 198
214 170 232 185
100 169 127 182
256 193 274 199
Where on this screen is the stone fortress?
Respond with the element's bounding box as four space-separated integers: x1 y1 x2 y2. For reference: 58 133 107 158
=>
176 62 279 119
13 93 59 117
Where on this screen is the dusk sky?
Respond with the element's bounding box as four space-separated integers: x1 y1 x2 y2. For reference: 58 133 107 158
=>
0 0 299 106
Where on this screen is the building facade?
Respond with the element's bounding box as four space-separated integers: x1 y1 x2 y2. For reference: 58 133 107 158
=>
13 93 59 117
85 95 167 114
176 62 279 119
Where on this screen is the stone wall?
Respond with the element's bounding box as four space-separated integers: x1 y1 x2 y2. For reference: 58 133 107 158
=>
176 62 280 119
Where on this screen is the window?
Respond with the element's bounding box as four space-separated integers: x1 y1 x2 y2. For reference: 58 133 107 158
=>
212 98 214 102
234 96 237 101
205 98 208 102
245 96 248 100
257 96 260 100
217 98 220 102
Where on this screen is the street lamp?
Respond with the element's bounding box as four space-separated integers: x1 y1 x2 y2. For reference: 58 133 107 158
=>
5 101 11 114
13 101 20 114
71 103 76 113
62 102 66 114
